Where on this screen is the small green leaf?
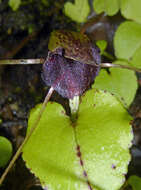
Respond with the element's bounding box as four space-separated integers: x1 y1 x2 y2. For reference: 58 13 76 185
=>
0 136 13 168
121 0 141 24
93 0 120 16
94 64 137 106
127 175 141 190
96 40 107 54
114 21 141 67
9 0 21 11
64 0 90 23
23 89 132 190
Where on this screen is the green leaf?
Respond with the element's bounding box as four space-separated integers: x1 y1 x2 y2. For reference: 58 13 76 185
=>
94 63 137 107
64 0 90 23
76 89 133 190
23 103 88 189
127 175 141 190
96 40 107 54
121 0 141 24
93 0 120 16
0 136 13 168
9 0 21 11
114 21 141 68
22 89 132 190
131 46 141 68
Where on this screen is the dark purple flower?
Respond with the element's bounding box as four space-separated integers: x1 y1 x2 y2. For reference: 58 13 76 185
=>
42 46 101 99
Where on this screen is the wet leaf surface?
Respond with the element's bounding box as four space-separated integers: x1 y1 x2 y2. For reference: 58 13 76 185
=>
22 89 133 190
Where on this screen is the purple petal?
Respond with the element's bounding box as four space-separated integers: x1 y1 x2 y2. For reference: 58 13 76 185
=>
42 51 100 99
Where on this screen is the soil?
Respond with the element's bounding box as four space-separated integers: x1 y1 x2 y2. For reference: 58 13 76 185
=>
0 0 141 190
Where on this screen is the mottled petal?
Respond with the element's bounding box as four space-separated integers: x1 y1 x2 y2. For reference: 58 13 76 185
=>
42 51 100 99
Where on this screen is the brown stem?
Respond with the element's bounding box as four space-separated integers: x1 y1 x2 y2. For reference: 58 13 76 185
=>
80 13 105 34
0 87 54 185
101 62 141 73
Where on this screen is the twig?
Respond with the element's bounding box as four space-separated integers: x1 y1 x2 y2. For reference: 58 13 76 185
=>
80 13 105 34
0 87 54 185
0 58 45 65
101 62 141 73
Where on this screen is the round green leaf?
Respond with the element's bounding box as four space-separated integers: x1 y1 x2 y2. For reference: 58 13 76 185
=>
114 21 141 62
22 89 133 190
0 136 13 168
94 65 137 106
76 89 133 190
64 0 90 23
9 0 21 11
127 175 141 190
121 0 141 24
93 0 120 16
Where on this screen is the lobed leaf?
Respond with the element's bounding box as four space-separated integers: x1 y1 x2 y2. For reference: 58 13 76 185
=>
93 0 120 16
64 0 90 23
22 89 133 190
76 89 133 190
23 103 88 189
94 63 137 107
9 0 21 11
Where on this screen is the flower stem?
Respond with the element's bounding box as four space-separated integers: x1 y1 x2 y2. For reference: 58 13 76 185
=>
69 96 79 123
0 87 54 185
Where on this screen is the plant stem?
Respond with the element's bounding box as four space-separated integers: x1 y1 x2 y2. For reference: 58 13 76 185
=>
69 96 79 123
0 87 54 185
101 62 141 73
102 51 115 61
0 59 45 65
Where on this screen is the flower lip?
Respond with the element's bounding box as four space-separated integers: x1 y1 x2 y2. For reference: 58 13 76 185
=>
43 29 101 99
